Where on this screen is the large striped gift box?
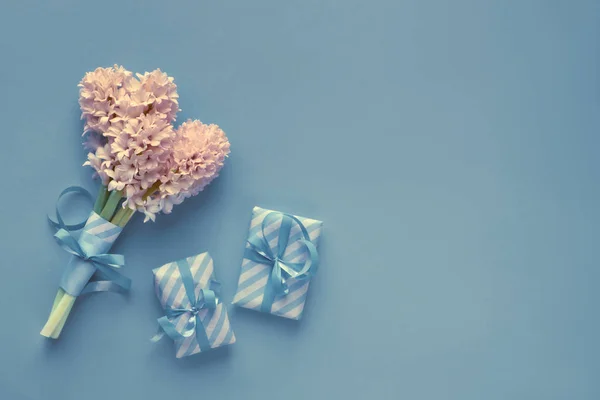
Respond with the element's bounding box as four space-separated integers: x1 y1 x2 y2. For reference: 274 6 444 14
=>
233 206 324 320
153 253 236 358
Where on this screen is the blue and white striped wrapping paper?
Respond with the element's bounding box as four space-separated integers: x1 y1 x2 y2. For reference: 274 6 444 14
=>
153 253 236 358
233 207 324 320
59 211 123 296
81 211 123 246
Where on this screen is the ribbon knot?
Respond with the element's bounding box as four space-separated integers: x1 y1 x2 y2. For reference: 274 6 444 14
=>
54 228 125 269
49 186 131 296
244 211 319 312
152 259 221 351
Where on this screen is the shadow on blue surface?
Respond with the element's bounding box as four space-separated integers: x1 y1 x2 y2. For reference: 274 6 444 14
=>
230 305 306 335
0 384 33 400
39 291 134 352
167 345 232 369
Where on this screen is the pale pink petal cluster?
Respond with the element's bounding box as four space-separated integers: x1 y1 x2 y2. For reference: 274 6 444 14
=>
106 114 175 206
81 65 179 197
79 66 229 222
79 65 132 134
136 70 179 123
79 65 179 134
147 120 230 219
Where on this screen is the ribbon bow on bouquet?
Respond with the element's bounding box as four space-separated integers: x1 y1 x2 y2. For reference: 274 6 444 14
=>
41 186 132 339
244 212 319 312
53 228 130 294
49 186 132 295
152 260 221 352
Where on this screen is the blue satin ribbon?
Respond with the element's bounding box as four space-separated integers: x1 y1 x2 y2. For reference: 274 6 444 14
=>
49 186 131 296
48 186 94 231
152 259 220 352
244 212 319 313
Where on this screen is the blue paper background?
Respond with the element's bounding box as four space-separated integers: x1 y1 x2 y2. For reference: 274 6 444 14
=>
1 1 599 399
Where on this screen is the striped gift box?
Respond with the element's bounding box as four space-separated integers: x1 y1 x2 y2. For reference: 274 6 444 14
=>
153 253 236 358
233 206 324 320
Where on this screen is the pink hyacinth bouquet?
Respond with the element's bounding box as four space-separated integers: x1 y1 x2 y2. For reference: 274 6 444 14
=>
40 65 230 339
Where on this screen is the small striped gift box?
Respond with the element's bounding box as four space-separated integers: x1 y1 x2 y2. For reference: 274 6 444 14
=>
233 206 323 320
153 253 236 358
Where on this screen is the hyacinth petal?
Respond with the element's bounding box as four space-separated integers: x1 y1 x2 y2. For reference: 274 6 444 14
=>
150 119 230 219
79 66 227 222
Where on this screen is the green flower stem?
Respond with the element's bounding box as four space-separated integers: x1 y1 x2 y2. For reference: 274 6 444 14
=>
100 190 123 221
50 297 75 339
51 288 65 312
93 185 109 214
44 288 67 338
117 208 136 228
111 205 130 225
143 181 161 200
40 293 76 338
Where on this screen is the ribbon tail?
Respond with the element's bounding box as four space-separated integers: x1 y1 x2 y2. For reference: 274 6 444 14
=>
244 242 274 265
91 253 125 268
243 251 271 265
277 260 302 279
93 264 132 291
155 316 186 342
194 312 212 353
150 330 166 343
261 264 285 313
272 260 288 295
80 281 129 295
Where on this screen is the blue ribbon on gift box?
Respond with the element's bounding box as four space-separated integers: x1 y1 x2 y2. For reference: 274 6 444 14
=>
152 259 221 352
49 186 131 296
244 211 319 313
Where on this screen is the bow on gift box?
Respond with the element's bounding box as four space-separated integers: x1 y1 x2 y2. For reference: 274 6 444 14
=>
244 211 319 312
49 186 131 296
152 259 221 352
